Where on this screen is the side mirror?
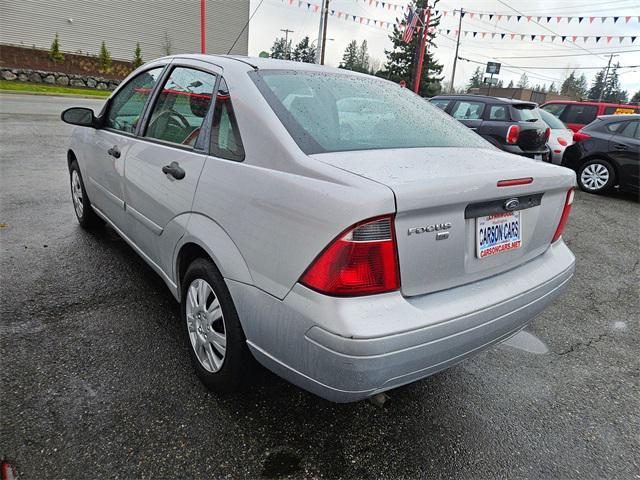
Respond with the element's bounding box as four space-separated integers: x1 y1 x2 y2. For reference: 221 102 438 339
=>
61 107 97 127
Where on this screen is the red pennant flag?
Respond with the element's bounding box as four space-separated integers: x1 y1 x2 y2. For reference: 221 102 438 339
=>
556 16 561 23
469 12 474 18
443 11 447 16
497 15 502 21
288 0 293 4
313 5 319 12
510 33 515 39
571 36 577 42
589 17 595 23
540 35 545 41
625 16 631 23
369 0 373 5
527 16 532 22
607 36 612 43
481 32 486 38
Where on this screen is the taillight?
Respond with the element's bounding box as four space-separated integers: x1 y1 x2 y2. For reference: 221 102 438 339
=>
573 130 591 142
300 215 400 296
552 189 574 243
545 127 551 142
506 125 520 144
557 136 568 146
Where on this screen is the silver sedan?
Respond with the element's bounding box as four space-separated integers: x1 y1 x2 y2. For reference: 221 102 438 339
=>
62 55 576 402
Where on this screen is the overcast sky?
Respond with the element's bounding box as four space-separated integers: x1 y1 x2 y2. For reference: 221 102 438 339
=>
247 0 640 96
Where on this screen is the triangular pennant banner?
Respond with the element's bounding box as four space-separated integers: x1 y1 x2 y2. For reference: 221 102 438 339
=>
613 16 619 23
500 33 505 39
546 16 551 22
578 17 583 23
595 36 601 43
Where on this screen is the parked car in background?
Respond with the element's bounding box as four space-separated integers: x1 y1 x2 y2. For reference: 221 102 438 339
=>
539 109 574 165
541 100 640 133
430 95 550 161
61 56 576 403
563 114 639 194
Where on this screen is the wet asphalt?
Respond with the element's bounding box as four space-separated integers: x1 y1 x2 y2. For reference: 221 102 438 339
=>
1 93 639 479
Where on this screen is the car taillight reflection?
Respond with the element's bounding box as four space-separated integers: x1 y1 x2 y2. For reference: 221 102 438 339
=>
573 130 591 142
557 137 568 146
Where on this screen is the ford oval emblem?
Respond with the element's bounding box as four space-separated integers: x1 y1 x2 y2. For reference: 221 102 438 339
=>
504 198 520 211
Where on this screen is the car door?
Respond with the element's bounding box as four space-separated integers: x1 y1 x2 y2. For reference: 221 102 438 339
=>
608 120 640 190
450 100 485 131
123 59 220 276
83 66 165 226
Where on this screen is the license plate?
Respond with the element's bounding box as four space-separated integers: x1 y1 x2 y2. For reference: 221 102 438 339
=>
476 212 522 258
534 154 542 160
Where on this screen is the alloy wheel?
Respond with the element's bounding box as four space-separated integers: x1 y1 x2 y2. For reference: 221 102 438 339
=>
71 170 84 218
580 163 610 191
185 278 227 373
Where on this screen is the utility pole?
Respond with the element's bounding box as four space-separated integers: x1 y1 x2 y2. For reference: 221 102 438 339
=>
449 8 464 93
411 0 429 90
280 28 294 59
315 0 325 63
597 53 615 102
320 0 330 65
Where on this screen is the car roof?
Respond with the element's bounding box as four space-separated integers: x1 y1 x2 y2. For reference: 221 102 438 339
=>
596 114 640 121
430 94 536 105
542 100 639 108
162 53 360 76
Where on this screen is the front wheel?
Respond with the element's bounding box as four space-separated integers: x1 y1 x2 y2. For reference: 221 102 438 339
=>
69 160 102 228
578 159 615 194
181 258 253 392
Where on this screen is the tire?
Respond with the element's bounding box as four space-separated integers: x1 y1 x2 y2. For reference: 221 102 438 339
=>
578 159 616 194
69 159 102 228
181 258 253 393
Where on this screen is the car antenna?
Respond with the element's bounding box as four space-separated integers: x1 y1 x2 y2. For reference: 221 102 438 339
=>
227 0 265 56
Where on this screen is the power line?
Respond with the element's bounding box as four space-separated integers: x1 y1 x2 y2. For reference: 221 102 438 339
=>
227 0 265 54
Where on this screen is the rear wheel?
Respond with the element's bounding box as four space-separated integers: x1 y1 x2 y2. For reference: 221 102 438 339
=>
69 160 102 228
181 258 253 392
578 159 615 194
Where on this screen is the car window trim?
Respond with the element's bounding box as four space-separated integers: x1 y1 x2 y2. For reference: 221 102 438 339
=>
102 64 170 138
208 77 246 163
137 62 222 154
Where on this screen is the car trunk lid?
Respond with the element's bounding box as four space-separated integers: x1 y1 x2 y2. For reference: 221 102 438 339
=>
313 146 575 297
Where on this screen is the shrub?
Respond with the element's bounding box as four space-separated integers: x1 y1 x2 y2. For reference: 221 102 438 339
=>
98 41 112 73
49 33 64 62
132 42 143 69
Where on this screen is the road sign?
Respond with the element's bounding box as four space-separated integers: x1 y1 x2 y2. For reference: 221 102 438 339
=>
483 77 499 85
486 62 501 75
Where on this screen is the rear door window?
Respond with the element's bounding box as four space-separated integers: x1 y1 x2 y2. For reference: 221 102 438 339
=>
144 66 217 147
563 104 598 125
618 121 638 139
488 105 508 121
605 121 625 133
451 101 485 120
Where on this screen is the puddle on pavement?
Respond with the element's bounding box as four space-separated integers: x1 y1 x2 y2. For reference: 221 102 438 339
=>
502 330 549 354
261 450 302 478
611 321 627 331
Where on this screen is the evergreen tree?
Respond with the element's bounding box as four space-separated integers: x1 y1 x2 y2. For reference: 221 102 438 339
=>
561 71 588 100
49 33 64 62
467 67 483 89
98 41 112 73
631 90 640 103
340 40 360 70
132 42 143 69
291 36 316 63
602 63 628 103
517 73 529 88
496 79 504 88
548 82 558 94
357 40 370 73
588 68 606 100
378 0 444 96
270 37 292 60
507 80 514 88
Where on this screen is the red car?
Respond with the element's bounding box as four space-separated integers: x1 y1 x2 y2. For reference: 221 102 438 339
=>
541 101 640 132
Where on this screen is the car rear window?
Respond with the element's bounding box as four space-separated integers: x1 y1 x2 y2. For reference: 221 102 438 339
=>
511 104 541 121
251 70 488 154
539 109 566 129
541 103 567 117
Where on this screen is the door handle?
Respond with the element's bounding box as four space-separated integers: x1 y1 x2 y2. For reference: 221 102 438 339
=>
613 143 628 151
107 146 121 158
162 161 185 180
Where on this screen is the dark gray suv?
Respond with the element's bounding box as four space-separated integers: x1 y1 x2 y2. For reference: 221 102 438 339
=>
430 95 551 161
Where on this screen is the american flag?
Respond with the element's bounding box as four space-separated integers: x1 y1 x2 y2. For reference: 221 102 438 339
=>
402 9 419 43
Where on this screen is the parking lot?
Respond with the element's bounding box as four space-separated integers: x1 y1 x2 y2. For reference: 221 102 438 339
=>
1 93 638 479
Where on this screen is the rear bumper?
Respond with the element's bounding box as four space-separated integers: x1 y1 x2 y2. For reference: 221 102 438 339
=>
228 240 575 403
